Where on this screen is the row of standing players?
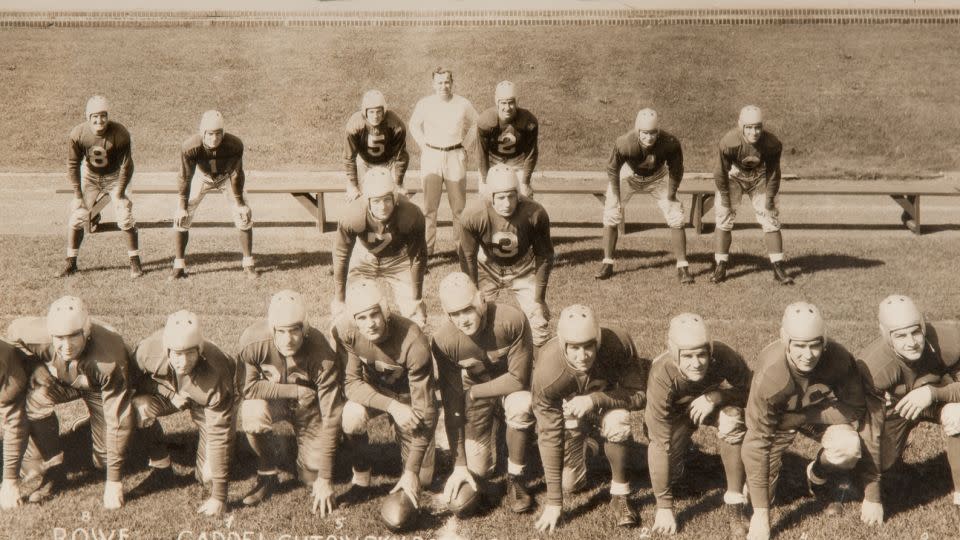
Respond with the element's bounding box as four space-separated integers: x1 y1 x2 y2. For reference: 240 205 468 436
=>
1 287 959 540
58 67 794 288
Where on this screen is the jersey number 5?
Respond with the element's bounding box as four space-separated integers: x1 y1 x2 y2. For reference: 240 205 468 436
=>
489 231 519 258
367 133 386 158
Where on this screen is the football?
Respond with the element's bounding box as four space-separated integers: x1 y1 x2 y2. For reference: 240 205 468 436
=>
380 489 418 532
448 482 481 518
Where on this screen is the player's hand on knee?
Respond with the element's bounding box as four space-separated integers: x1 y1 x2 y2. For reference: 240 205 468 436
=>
860 500 884 526
0 479 21 509
894 385 933 420
103 480 124 510
71 196 87 211
747 509 770 540
175 207 190 229
387 400 423 433
312 477 335 517
652 507 677 535
345 183 362 202
390 470 420 509
688 394 717 425
562 396 594 419
534 504 562 533
197 497 225 516
442 466 477 504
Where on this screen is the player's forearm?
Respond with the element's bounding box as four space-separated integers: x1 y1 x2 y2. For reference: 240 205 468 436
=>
458 242 480 284
536 433 564 506
742 437 772 508
102 382 133 482
408 238 427 300
344 379 394 413
332 236 355 301
117 153 134 193
533 255 554 304
394 147 410 186
522 146 539 185
478 147 490 181
206 408 234 502
932 382 960 403
1 401 26 480
317 391 343 480
230 172 246 205
344 154 360 186
471 373 523 400
245 380 300 400
765 163 782 199
648 442 674 509
589 388 642 411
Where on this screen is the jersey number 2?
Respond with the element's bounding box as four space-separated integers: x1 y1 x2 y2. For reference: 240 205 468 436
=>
496 132 517 155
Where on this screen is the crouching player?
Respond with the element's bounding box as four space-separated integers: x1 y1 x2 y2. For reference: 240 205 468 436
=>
433 272 535 514
8 296 133 509
332 279 437 519
0 339 31 509
856 295 960 526
128 311 241 515
646 313 753 537
236 290 343 515
532 305 649 532
744 302 865 540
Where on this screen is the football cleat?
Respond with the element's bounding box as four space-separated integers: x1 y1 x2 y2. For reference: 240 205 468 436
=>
677 266 694 284
26 468 67 504
243 266 260 280
594 263 614 280
772 261 794 285
610 495 638 527
380 489 418 532
129 256 143 279
448 481 481 517
57 258 79 278
726 503 749 538
242 474 278 506
709 261 728 284
168 268 188 281
506 475 532 514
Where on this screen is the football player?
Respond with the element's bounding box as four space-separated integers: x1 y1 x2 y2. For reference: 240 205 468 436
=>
331 167 427 328
646 314 753 537
433 272 536 513
236 290 343 515
409 67 478 256
595 108 692 284
711 106 793 285
855 295 960 526
128 310 241 516
60 95 142 279
343 90 410 202
0 339 30 509
532 305 649 532
332 279 437 513
170 110 257 280
743 302 865 540
8 296 133 509
459 165 554 348
477 81 538 198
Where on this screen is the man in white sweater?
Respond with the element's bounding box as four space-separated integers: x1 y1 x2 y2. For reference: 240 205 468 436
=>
409 68 478 256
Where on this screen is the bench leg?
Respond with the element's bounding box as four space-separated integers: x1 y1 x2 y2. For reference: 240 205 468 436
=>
891 194 921 235
688 194 714 235
291 192 323 232
317 192 328 233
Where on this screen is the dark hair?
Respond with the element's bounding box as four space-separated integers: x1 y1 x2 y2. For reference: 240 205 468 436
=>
432 67 453 82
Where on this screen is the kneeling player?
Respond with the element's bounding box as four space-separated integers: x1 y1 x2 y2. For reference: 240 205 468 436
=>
129 311 240 516
332 279 437 519
433 272 535 514
236 290 343 515
856 295 960 526
0 339 30 509
532 305 649 532
8 297 133 509
646 314 753 536
332 167 427 328
459 165 554 348
743 302 865 540
170 110 257 279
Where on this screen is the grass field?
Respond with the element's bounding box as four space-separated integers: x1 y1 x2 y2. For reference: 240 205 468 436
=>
2 21 960 540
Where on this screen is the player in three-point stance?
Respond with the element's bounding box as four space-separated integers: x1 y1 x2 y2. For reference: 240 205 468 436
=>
477 81 538 198
459 165 554 349
7 296 133 509
855 295 960 526
646 313 753 537
171 110 257 280
711 105 793 286
0 339 31 509
595 108 693 284
127 310 241 516
532 305 649 532
433 272 536 514
409 67 478 256
743 302 865 540
236 290 344 515
331 167 427 328
60 95 142 279
343 90 410 202
332 279 437 513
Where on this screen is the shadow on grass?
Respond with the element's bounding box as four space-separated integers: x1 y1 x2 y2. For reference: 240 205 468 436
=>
554 248 672 271
93 221 325 231
881 453 953 520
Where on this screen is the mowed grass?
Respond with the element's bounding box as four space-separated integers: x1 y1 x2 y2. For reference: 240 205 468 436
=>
1 223 960 539
1 25 960 176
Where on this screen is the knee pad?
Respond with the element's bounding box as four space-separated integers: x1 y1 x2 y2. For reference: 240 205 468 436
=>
602 203 624 228
821 424 861 469
941 403 960 436
239 400 273 434
341 401 369 435
69 207 89 231
115 198 135 230
503 391 534 430
717 406 746 445
464 438 494 478
758 213 782 233
233 205 253 231
601 409 632 443
715 205 736 232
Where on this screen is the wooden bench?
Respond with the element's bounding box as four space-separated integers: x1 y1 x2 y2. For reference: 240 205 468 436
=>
56 172 957 235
